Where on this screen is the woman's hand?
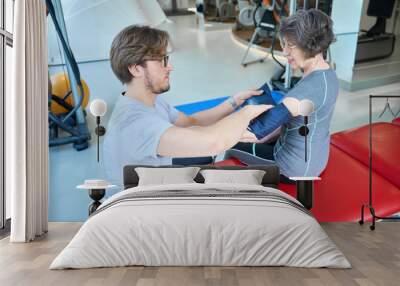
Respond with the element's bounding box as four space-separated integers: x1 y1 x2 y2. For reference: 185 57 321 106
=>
232 89 263 107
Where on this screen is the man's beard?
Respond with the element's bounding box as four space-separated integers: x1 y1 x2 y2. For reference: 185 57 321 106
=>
144 70 170 94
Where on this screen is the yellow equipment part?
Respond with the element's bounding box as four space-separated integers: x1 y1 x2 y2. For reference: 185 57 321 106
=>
50 72 90 115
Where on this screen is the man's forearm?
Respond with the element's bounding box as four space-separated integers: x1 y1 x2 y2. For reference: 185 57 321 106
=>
202 106 256 152
158 105 270 158
189 98 234 126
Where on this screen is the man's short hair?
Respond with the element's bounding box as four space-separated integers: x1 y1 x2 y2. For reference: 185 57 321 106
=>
110 25 169 84
279 9 335 58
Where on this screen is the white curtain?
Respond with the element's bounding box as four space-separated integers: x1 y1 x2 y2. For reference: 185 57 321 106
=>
8 0 48 242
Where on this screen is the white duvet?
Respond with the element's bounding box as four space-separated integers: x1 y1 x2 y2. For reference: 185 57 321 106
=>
50 183 350 269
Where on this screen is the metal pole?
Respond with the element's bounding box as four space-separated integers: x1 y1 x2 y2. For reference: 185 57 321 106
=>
97 122 100 162
284 0 297 89
304 116 308 162
52 0 85 125
369 95 372 207
392 0 400 34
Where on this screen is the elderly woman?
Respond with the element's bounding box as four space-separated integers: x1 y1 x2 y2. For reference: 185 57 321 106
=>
234 8 337 179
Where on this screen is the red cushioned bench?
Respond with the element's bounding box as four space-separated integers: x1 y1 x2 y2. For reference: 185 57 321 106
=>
222 121 400 222
331 122 400 187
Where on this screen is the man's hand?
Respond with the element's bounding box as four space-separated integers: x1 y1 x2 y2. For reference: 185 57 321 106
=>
239 129 259 143
239 104 274 143
232 89 263 107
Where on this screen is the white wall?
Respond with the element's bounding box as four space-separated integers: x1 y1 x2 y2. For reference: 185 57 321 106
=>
48 0 167 64
330 0 364 82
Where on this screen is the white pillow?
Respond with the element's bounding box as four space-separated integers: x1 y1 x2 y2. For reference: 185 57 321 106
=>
200 169 266 185
135 167 200 186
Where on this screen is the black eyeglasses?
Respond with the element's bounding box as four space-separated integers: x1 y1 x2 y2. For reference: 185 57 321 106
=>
141 54 169 68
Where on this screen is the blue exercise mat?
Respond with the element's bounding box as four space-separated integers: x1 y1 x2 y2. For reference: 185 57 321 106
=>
175 83 285 116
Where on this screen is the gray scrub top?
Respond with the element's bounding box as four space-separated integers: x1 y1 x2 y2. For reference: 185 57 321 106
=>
103 94 180 187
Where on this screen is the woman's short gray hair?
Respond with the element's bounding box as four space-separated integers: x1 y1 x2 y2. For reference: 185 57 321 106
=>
279 9 335 58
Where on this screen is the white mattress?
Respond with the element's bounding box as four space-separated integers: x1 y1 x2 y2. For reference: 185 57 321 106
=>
50 183 351 269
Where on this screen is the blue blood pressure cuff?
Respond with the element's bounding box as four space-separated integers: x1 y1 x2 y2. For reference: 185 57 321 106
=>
248 103 292 140
243 83 285 106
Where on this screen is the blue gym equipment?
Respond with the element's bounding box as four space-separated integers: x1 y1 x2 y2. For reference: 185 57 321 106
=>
46 0 90 151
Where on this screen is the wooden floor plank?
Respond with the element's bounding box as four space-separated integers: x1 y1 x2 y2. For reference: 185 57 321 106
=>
0 222 399 286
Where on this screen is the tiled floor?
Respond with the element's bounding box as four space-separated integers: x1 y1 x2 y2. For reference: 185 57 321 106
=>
48 15 400 222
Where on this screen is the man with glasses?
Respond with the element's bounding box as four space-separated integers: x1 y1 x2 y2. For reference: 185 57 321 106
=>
104 25 271 187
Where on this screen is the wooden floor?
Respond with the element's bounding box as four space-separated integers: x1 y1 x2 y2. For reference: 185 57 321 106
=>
0 222 399 286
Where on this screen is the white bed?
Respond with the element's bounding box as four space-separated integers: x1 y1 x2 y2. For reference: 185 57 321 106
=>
50 165 350 269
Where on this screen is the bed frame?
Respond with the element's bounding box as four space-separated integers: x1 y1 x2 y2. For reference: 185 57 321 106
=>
123 165 280 190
